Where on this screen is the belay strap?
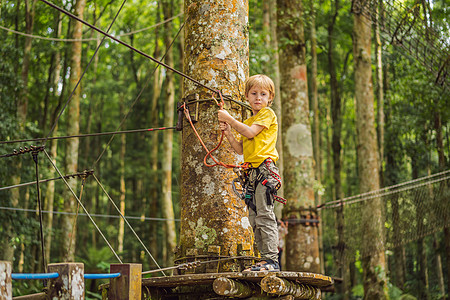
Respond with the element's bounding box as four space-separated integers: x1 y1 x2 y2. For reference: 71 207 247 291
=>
254 170 286 206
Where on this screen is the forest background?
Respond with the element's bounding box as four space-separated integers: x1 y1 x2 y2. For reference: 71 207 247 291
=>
0 0 449 299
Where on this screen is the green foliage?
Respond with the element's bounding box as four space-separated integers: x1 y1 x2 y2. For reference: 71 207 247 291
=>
77 246 116 272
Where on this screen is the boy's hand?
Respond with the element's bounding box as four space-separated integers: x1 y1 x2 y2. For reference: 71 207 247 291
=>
219 121 231 136
218 109 232 124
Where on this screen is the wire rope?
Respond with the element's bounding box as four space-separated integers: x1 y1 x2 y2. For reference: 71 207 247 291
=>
0 127 176 145
92 17 186 166
93 174 166 276
0 13 182 42
319 171 450 209
43 149 123 263
39 0 218 95
0 206 180 221
42 0 128 145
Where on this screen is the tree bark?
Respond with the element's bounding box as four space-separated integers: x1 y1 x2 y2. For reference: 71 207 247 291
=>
179 0 252 272
161 0 177 269
277 0 320 273
353 3 388 299
61 0 86 262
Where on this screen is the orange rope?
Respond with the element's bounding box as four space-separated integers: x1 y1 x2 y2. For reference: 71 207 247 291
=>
182 91 249 170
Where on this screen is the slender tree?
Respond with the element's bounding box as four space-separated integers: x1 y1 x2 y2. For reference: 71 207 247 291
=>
269 0 284 210
161 0 177 268
327 0 349 297
352 1 388 298
309 0 325 276
277 0 320 273
375 0 385 184
61 0 86 261
148 2 163 263
118 97 126 257
434 101 449 298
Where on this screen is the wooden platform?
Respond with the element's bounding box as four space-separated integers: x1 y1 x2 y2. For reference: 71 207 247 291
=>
142 271 333 288
99 271 333 299
139 271 333 300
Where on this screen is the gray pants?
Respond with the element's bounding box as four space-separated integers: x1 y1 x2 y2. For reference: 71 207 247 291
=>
248 160 280 263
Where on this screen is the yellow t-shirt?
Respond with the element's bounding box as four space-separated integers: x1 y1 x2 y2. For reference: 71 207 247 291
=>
242 107 279 167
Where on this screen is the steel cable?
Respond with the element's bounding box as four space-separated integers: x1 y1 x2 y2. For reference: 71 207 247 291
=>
93 174 166 276
42 0 128 145
43 149 123 263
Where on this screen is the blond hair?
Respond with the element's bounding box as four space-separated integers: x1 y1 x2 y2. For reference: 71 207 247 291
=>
245 74 275 105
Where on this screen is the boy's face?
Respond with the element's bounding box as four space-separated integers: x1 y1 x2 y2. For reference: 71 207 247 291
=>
246 85 272 114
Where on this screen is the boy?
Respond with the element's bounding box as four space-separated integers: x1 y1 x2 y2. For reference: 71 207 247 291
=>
218 74 281 272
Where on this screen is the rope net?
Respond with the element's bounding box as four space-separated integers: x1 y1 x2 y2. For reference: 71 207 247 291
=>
321 171 450 262
354 0 449 87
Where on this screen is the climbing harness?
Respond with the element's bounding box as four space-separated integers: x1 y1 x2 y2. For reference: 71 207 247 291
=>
232 159 286 213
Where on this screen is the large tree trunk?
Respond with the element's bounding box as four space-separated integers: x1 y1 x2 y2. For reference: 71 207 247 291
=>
161 0 177 269
352 2 388 299
61 0 86 261
178 0 252 272
277 0 320 273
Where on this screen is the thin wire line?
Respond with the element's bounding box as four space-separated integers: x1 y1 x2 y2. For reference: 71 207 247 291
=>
43 149 123 263
0 206 180 221
93 174 166 276
39 0 217 94
0 171 92 191
322 174 450 209
0 13 183 42
92 17 186 166
141 255 258 275
320 169 450 207
42 0 128 145
0 126 176 145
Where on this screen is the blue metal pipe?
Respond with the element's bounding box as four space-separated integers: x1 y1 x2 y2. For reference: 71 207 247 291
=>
11 272 59 280
84 273 121 279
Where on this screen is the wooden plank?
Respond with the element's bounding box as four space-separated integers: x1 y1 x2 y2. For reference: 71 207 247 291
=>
0 261 12 300
109 264 141 300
